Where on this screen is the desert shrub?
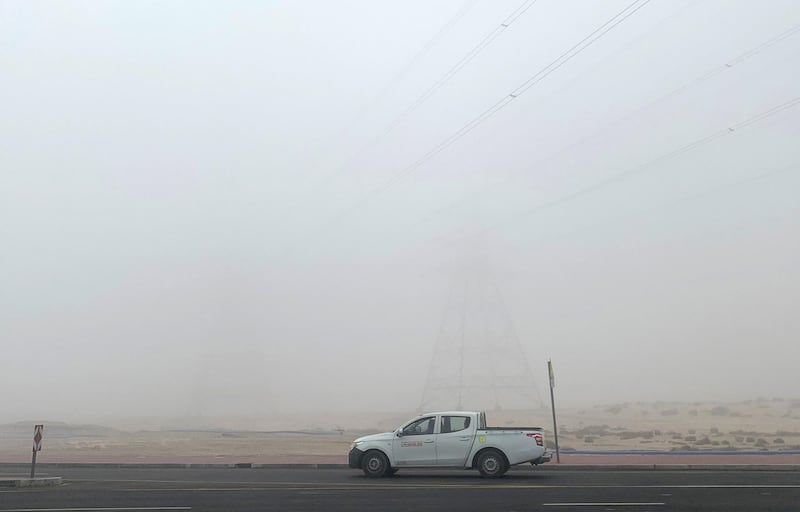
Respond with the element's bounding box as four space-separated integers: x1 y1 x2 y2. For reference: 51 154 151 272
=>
774 438 785 444
672 434 683 440
620 431 654 440
722 440 731 446
712 441 720 446
661 409 679 416
746 437 756 443
735 436 744 443
685 435 697 442
695 437 711 445
710 427 720 434
584 436 595 443
604 406 623 415
688 409 698 416
688 429 696 434
756 438 768 447
710 406 731 416
575 425 611 436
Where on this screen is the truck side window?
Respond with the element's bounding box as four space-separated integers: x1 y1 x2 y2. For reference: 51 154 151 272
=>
441 416 471 434
403 417 435 436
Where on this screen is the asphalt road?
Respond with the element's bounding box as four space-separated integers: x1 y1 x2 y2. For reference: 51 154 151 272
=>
1 466 798 511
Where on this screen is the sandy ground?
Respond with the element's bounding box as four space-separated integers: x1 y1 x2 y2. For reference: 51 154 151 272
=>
2 399 799 464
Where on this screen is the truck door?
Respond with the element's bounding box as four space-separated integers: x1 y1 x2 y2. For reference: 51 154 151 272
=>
436 415 474 465
392 416 437 466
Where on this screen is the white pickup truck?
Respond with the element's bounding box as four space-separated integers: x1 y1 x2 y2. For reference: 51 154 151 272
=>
348 411 550 478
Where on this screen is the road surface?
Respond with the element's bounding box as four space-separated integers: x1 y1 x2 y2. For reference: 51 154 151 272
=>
1 466 798 511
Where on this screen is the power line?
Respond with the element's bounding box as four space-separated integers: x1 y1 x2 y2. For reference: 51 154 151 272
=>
522 162 800 251
420 161 800 287
385 0 653 192
298 0 481 184
387 0 539 134
442 96 800 244
313 0 539 190
315 0 653 234
414 21 800 226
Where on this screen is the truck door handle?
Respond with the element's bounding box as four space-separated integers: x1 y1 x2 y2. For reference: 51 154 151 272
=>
459 437 470 441
424 439 434 443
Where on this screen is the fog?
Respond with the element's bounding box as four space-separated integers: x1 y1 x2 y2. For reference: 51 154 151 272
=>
2 0 799 424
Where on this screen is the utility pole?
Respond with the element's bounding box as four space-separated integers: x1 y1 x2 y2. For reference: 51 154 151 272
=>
548 360 560 463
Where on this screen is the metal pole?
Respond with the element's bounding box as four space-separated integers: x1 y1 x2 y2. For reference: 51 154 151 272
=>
30 449 37 479
548 359 560 463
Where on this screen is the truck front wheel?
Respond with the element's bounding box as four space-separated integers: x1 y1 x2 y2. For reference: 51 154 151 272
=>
476 449 507 478
362 450 390 478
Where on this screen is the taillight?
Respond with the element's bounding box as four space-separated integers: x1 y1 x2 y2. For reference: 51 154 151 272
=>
527 433 543 446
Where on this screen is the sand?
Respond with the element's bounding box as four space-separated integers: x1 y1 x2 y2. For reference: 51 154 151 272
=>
2 399 798 464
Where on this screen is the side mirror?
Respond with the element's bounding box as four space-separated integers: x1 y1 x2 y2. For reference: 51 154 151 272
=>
395 430 404 438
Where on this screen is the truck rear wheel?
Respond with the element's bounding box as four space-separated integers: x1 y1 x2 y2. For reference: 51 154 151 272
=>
476 449 507 478
362 450 390 478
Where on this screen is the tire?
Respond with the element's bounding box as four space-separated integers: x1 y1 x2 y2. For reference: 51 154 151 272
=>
362 450 390 478
476 449 507 478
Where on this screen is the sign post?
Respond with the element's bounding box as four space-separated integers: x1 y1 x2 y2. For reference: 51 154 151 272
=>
547 360 560 463
31 424 43 479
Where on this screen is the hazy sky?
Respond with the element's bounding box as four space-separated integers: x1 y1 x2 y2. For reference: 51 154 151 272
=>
2 0 799 423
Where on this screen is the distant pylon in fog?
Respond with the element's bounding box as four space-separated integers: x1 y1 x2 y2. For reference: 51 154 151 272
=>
419 256 544 412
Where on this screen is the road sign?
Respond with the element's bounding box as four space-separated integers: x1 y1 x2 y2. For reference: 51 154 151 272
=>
33 424 43 452
31 424 44 479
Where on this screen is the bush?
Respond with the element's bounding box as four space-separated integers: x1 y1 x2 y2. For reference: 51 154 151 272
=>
620 431 654 440
575 425 611 437
710 406 731 416
661 409 679 416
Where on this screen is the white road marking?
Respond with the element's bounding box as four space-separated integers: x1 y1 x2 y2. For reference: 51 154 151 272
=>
0 508 191 512
542 503 665 507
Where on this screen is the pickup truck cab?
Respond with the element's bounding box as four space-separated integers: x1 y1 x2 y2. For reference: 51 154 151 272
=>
348 411 550 478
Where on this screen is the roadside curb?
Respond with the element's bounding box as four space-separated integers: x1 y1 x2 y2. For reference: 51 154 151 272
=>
523 464 800 471
0 477 63 488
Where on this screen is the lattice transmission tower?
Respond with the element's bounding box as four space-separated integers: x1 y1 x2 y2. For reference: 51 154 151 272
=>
419 258 544 412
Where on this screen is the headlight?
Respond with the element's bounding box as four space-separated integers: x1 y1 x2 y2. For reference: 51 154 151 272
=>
350 441 362 450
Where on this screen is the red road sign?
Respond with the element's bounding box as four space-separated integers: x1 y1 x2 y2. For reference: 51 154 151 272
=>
33 424 43 452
